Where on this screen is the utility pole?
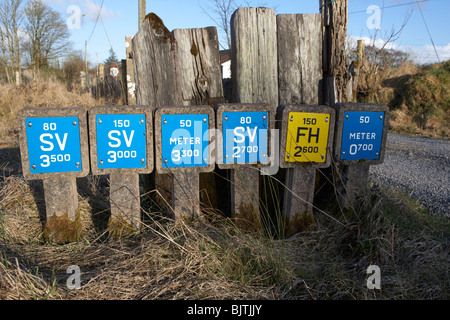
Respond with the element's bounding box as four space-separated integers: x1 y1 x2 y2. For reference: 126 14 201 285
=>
85 40 88 76
139 0 146 29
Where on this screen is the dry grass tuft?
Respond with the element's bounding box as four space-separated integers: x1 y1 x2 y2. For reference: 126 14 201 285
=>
1 172 448 300
0 75 99 145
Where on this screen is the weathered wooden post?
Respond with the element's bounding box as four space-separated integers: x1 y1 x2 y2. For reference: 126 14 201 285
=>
215 103 274 229
276 13 332 236
319 0 379 209
88 105 154 237
132 13 223 212
154 106 215 219
230 7 278 225
320 0 350 104
278 105 335 236
18 107 90 243
333 103 389 208
80 71 86 91
99 63 105 80
125 36 136 105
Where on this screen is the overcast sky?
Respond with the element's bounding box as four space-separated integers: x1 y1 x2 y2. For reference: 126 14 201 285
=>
43 0 450 66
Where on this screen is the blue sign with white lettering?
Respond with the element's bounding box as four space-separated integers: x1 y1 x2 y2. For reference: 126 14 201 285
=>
340 111 384 160
95 114 146 169
222 111 268 164
161 114 209 168
25 116 82 174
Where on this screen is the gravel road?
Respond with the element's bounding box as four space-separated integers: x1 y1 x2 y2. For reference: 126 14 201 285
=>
369 133 450 215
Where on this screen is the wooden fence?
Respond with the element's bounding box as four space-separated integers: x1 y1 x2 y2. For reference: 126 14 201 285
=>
17 6 389 243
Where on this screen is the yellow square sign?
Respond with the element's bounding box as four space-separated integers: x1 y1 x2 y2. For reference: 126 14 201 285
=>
285 112 331 163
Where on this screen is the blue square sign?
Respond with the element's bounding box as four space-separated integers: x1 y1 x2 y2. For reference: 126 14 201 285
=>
95 114 147 169
340 111 384 161
161 114 209 168
25 116 82 174
222 111 268 164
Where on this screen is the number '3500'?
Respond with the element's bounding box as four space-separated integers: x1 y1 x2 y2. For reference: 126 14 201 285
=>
40 154 71 167
39 122 72 167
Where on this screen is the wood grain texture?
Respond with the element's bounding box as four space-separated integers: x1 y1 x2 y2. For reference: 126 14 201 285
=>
277 14 323 105
229 7 278 223
231 7 278 109
320 0 349 104
173 27 223 106
133 14 223 217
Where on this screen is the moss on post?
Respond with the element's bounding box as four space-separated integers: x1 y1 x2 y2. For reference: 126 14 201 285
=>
43 211 82 244
283 211 315 238
107 214 139 239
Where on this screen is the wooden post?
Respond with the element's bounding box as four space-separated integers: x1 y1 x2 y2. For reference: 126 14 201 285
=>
277 14 323 106
172 171 201 219
276 14 328 236
108 171 141 236
42 176 81 243
17 107 90 243
319 0 372 210
125 36 136 105
133 13 178 210
88 105 154 237
132 13 223 213
154 106 215 219
216 103 274 229
139 0 146 29
230 7 278 225
99 63 105 80
80 71 86 90
333 103 389 209
351 39 365 102
320 0 349 104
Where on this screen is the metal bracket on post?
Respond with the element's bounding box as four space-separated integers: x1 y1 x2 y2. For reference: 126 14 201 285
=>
88 105 154 237
333 103 389 209
154 105 215 220
278 104 336 237
18 107 90 243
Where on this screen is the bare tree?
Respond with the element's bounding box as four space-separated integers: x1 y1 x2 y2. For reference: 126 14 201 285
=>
355 10 412 103
199 0 239 50
0 0 24 83
199 0 274 50
23 0 70 73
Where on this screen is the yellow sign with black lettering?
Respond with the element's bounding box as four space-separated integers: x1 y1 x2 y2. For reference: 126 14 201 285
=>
285 112 331 163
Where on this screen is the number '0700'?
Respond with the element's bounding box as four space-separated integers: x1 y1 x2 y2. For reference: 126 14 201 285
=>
349 143 373 155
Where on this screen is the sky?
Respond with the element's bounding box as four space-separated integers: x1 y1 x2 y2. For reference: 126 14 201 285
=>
42 0 450 67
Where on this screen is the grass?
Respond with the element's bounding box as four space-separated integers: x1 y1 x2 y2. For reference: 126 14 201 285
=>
1 166 448 299
359 60 450 139
0 77 448 300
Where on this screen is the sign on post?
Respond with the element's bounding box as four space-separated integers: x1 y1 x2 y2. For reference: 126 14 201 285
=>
18 107 89 243
160 114 210 169
334 103 388 164
278 104 335 237
24 116 83 174
155 106 215 219
216 104 274 228
333 103 389 207
89 105 154 237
